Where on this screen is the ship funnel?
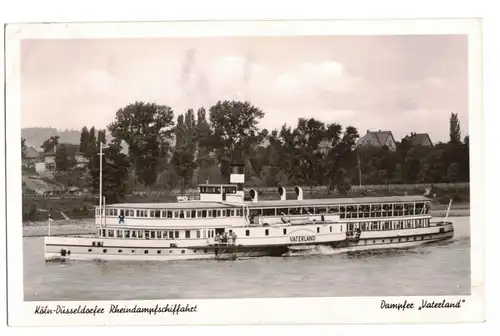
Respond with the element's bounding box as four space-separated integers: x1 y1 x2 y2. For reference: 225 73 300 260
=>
249 189 258 203
295 186 303 200
230 164 245 197
278 186 286 201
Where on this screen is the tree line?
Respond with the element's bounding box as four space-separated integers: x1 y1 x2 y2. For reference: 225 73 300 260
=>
24 100 469 204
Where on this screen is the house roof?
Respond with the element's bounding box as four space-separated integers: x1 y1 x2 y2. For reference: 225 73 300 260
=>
410 133 433 146
358 130 395 147
25 146 41 159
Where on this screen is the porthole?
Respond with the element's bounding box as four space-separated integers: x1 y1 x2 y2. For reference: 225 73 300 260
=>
372 240 376 244
118 249 122 253
157 250 161 254
103 249 107 253
88 248 92 252
181 250 185 254
382 240 385 243
144 250 149 254
204 249 207 253
131 249 135 253
317 227 320 233
193 249 197 253
169 250 173 253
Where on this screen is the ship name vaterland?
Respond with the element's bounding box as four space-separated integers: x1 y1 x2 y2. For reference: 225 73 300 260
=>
44 158 455 261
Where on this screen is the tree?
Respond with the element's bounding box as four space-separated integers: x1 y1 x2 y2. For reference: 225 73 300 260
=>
108 101 175 187
98 129 106 145
86 127 97 158
41 136 59 153
89 142 130 204
79 127 90 154
207 100 265 178
449 112 461 144
21 138 27 160
171 110 198 191
55 144 76 171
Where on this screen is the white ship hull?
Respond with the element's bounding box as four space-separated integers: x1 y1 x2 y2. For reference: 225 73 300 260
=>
44 223 454 262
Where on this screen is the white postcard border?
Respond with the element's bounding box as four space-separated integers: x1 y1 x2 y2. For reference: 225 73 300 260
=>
5 18 485 326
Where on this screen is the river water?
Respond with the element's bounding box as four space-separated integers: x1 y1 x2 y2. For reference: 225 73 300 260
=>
23 216 470 301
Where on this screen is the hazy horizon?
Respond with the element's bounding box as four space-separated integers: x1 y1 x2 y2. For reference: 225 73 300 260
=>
21 35 469 143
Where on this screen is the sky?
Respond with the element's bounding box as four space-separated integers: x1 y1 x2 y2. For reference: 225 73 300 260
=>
21 35 469 143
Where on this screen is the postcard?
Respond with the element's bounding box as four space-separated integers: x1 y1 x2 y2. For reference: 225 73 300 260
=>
4 18 484 326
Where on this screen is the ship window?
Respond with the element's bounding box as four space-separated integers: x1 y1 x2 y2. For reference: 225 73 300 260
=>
180 211 185 219
144 250 149 254
181 250 185 254
163 231 168 239
225 210 231 217
197 231 201 238
340 225 343 232
102 230 107 237
175 231 179 239
236 209 241 216
185 230 191 239
186 211 191 218
169 231 174 239
174 211 179 219
204 249 207 253
117 230 123 238
265 229 269 236
372 240 376 244
149 210 155 217
131 231 137 238
155 210 161 218
201 210 206 218
131 249 135 253
103 249 107 253
157 250 161 254
382 240 385 243
166 211 172 218
329 226 332 232
277 208 288 216
108 229 114 238
263 208 275 216
138 231 143 239
161 210 167 218
92 242 96 246
283 228 287 235
245 230 250 236
317 227 320 233
145 231 150 239
118 249 122 253
88 248 92 252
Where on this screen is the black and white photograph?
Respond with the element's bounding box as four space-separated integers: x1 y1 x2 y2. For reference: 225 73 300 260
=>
4 18 485 326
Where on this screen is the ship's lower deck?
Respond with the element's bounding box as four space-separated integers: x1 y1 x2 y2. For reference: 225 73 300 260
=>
44 223 454 261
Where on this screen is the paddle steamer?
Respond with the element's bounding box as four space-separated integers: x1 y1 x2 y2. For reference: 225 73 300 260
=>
44 164 454 261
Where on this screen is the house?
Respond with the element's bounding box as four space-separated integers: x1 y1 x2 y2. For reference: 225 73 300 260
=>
357 130 397 152
407 132 433 147
22 146 42 168
43 143 90 170
44 151 56 171
74 152 90 169
35 162 46 174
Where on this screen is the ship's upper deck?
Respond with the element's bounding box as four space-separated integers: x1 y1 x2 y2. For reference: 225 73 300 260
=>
106 195 430 210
